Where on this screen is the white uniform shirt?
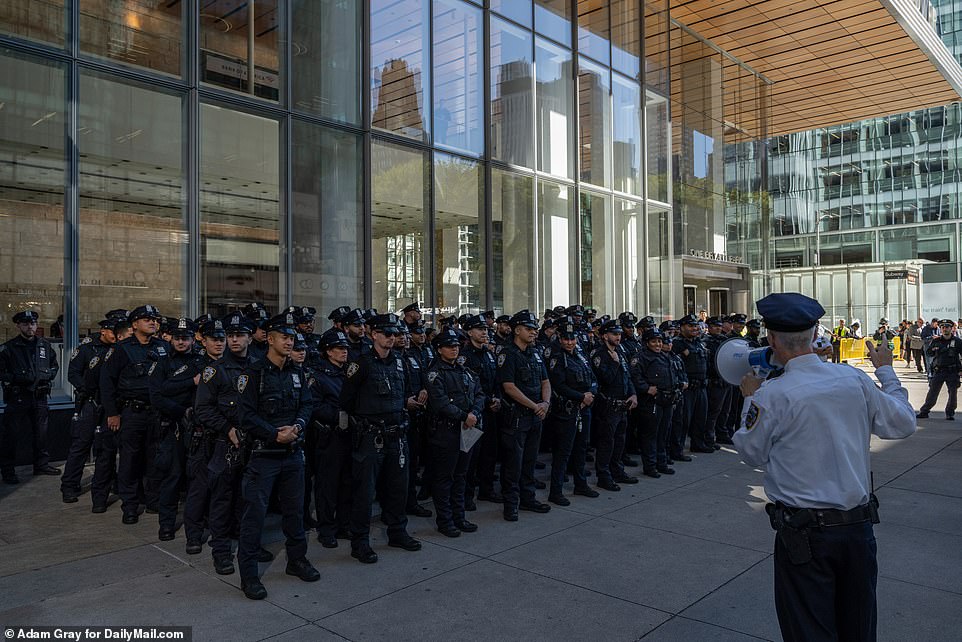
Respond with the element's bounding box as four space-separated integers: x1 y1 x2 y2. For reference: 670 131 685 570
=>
733 354 916 510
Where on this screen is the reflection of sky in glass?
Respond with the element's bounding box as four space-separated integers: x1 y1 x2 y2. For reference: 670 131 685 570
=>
370 0 429 140
433 0 483 155
694 129 714 179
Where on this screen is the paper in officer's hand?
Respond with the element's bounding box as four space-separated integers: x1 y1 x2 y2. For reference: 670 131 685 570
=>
460 425 484 453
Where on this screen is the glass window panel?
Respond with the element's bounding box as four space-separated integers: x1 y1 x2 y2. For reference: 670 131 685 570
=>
80 0 182 76
644 0 669 93
371 0 430 141
291 0 360 124
492 169 534 312
433 0 483 155
646 204 670 318
200 0 280 101
200 104 280 315
534 0 571 47
580 191 611 310
372 140 427 313
614 199 643 314
577 0 609 65
646 92 669 202
613 73 642 196
536 38 573 179
0 51 66 395
77 72 186 339
435 153 483 315
578 58 610 188
291 121 363 317
0 1 65 46
491 0 531 28
538 180 575 310
491 17 534 168
611 0 640 77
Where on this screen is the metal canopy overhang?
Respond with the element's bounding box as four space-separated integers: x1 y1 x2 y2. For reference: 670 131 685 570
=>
671 0 962 136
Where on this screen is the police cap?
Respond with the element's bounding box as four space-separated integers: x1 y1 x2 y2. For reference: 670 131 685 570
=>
172 317 198 337
495 314 510 324
482 310 495 319
746 318 762 329
242 302 266 318
706 316 724 327
756 293 825 332
401 301 421 314
552 305 567 316
407 319 427 334
462 314 486 330
585 308 598 319
362 308 379 323
193 313 213 327
328 305 351 323
642 328 663 342
320 329 350 350
731 314 748 324
619 311 638 326
509 310 539 329
432 328 461 348
565 304 585 317
266 312 298 336
678 314 700 326
939 319 956 328
98 318 118 330
223 313 253 334
369 313 400 332
557 316 578 339
341 308 365 326
12 310 39 324
106 308 129 320
292 333 308 350
600 320 622 335
659 320 677 332
130 305 163 322
200 319 225 338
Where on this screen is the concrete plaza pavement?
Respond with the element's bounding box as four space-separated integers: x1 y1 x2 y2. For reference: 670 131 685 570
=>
0 365 960 641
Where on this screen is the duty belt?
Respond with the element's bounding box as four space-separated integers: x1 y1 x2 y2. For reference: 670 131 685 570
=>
4 386 50 399
600 395 629 411
120 399 152 411
687 379 706 388
768 500 879 529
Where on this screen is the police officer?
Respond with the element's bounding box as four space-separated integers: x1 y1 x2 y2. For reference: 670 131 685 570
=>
493 315 512 347
342 308 370 361
663 331 691 464
0 310 61 484
246 307 270 361
237 311 319 600
460 314 502 506
340 313 422 564
916 319 962 420
734 293 916 642
327 306 352 332
99 305 169 523
401 320 433 514
401 301 422 327
546 317 598 504
497 309 552 521
704 317 732 449
673 315 712 454
619 312 642 460
148 317 208 541
424 328 484 537
61 316 118 503
308 329 353 548
630 329 677 477
194 313 264 569
589 320 639 491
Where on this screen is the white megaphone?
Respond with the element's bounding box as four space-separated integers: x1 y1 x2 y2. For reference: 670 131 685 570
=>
715 338 779 385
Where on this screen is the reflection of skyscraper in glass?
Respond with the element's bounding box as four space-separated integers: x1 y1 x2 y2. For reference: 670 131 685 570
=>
492 59 533 165
372 58 424 137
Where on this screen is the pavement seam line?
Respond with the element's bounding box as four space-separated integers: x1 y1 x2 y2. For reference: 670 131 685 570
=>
636 612 775 642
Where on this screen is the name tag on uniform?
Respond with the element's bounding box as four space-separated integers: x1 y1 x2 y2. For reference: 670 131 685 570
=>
408 357 420 369
156 347 167 356
292 373 301 388
39 347 46 359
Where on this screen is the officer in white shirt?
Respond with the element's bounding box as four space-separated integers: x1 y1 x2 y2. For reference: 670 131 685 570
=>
733 292 916 642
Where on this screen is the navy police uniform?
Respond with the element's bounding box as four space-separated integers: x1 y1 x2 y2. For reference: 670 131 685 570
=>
0 310 60 482
916 320 962 419
673 316 712 454
629 329 677 476
459 315 502 504
589 321 638 489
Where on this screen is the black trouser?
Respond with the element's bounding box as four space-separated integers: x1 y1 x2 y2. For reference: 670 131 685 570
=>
90 429 118 508
0 395 50 474
624 408 641 454
637 399 662 472
407 412 429 506
466 407 499 497
350 431 410 547
238 449 307 580
594 401 627 483
919 369 960 416
116 405 158 515
726 386 743 435
181 437 212 546
155 422 186 531
706 382 732 444
302 424 317 523
831 341 842 364
548 411 587 495
61 400 101 496
774 521 877 642
682 383 709 450
499 410 542 510
313 428 353 539
207 440 243 559
911 348 925 372
430 423 471 529
669 398 686 459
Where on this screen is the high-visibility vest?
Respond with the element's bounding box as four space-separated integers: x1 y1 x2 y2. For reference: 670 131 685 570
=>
833 326 849 338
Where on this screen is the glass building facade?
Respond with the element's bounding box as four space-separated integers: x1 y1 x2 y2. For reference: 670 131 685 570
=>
0 0 770 403
726 0 962 324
